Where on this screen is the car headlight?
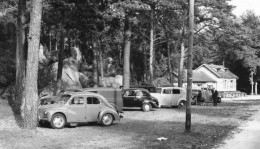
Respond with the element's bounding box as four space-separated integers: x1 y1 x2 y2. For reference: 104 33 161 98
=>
44 111 48 115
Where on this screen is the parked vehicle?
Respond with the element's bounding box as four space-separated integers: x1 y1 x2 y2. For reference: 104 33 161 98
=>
81 88 123 113
122 88 159 112
129 84 157 93
58 88 123 113
150 87 186 108
38 92 122 129
191 89 201 105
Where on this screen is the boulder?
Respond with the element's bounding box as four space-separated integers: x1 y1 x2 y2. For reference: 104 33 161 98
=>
152 77 171 87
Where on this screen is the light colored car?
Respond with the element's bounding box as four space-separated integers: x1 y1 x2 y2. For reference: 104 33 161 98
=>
38 92 122 129
150 87 186 108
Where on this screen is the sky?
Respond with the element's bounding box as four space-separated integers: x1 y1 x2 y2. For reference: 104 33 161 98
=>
229 0 260 17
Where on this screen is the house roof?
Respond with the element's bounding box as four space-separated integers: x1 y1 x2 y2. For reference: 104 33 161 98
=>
173 69 216 83
192 71 216 82
195 64 238 79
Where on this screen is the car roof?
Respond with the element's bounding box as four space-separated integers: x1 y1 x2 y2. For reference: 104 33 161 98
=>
63 91 102 96
157 86 185 90
82 87 122 91
123 88 149 92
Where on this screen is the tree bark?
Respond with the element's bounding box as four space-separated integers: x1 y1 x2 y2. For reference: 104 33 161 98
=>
23 0 43 129
15 0 26 114
100 51 104 79
149 5 155 84
54 25 65 95
165 30 172 84
178 42 185 87
185 0 194 133
123 15 131 90
92 31 99 87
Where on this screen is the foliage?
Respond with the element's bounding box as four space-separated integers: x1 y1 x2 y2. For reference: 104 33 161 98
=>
0 0 259 92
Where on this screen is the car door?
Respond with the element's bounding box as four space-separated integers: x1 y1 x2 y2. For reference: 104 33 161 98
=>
67 96 86 122
122 90 135 107
161 88 172 106
86 96 102 122
171 89 181 106
134 90 145 107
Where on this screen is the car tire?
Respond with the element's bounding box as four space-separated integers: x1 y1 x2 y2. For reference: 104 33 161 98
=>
50 113 66 129
142 103 151 112
178 100 186 108
101 113 114 126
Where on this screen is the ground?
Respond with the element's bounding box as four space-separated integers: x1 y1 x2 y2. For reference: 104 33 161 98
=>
0 99 260 149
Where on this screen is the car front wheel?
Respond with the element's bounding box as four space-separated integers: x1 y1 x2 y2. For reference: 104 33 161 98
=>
101 113 114 126
142 103 151 112
178 100 186 108
50 113 66 129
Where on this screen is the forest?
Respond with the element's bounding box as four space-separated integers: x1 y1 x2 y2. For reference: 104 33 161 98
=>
1 0 260 129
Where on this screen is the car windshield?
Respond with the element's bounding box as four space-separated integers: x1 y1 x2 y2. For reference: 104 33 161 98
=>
156 88 162 93
52 94 71 104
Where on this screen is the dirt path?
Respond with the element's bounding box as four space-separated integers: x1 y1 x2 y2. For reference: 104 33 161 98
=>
218 108 260 149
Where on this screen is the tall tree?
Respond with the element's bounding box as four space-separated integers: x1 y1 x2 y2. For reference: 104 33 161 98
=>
15 0 26 114
123 15 131 89
185 0 194 133
23 0 43 129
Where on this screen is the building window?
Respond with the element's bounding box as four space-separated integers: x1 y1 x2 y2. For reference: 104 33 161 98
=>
230 80 233 89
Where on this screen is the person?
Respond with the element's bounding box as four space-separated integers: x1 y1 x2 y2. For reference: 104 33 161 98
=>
196 90 205 106
212 88 218 106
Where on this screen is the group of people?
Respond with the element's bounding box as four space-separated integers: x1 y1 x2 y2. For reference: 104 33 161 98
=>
196 88 219 106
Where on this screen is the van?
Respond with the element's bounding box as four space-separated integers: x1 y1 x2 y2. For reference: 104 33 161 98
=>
82 88 123 113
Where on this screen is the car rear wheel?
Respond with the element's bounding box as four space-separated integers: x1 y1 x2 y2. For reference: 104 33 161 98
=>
142 103 151 112
50 113 66 129
178 100 186 108
101 113 114 126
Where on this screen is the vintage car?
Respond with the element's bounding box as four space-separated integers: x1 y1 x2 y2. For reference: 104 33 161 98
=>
38 92 122 129
122 88 158 112
150 87 187 108
81 88 123 113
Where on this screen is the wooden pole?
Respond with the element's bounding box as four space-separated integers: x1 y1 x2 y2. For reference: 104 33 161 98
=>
185 0 194 133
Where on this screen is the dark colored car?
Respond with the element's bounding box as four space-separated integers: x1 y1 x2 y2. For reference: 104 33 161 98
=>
122 88 158 112
130 84 157 93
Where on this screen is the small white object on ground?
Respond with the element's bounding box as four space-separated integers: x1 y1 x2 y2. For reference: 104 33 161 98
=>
157 137 168 141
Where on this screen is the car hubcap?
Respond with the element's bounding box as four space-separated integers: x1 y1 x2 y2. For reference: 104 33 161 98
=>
144 104 150 111
179 102 185 107
53 116 64 127
103 114 112 125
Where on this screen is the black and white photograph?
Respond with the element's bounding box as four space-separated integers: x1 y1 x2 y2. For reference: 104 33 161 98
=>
1 0 260 148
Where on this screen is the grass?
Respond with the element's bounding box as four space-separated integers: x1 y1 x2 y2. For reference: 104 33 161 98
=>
1 98 260 149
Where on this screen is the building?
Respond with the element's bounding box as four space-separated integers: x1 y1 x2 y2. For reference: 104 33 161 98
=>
194 64 238 92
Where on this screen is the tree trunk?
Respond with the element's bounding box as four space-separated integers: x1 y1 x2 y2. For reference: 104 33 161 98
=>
165 30 172 84
23 0 43 130
49 33 52 51
15 0 26 114
54 25 65 95
178 42 185 87
185 0 194 133
100 51 104 79
92 31 99 87
123 15 131 90
149 5 155 84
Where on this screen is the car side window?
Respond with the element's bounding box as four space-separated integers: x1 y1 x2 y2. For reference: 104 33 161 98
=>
135 91 143 96
71 96 85 105
87 97 101 104
123 91 135 97
163 89 171 94
172 89 181 94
